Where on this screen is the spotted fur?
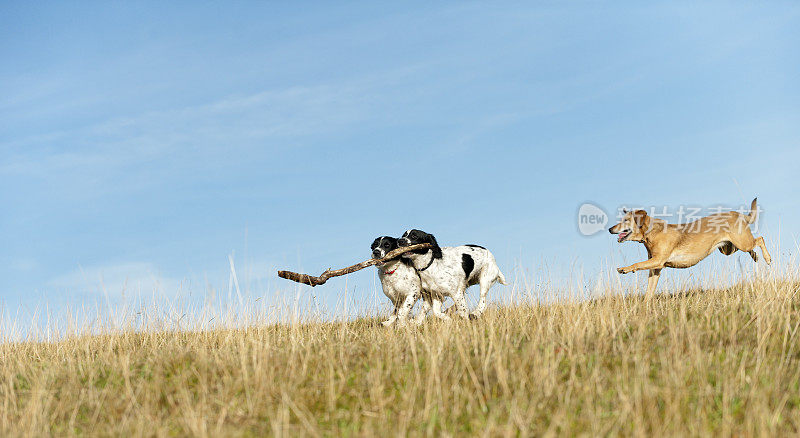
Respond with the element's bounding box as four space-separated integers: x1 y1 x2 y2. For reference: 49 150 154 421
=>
462 254 475 279
398 229 507 320
370 236 425 326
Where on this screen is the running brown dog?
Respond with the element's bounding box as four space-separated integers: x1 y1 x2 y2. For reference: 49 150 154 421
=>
608 198 771 295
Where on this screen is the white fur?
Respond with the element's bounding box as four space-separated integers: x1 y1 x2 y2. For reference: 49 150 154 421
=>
375 258 425 326
400 238 507 321
371 237 428 326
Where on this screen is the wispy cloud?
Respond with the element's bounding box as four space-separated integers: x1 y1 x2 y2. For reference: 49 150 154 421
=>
48 262 178 298
1 65 428 202
4 84 367 171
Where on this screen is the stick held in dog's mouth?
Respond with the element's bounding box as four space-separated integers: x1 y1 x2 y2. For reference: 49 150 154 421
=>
277 243 433 287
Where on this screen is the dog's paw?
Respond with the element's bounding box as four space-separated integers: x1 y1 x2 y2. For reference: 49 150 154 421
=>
617 267 633 274
381 320 395 327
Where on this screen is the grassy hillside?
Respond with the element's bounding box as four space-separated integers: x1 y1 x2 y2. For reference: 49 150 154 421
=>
2 277 800 436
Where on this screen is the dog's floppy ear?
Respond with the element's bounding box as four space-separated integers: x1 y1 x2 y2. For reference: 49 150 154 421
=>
633 210 650 233
371 237 382 249
425 233 443 259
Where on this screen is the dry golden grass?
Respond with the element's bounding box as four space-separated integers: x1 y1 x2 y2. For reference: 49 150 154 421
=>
2 274 800 436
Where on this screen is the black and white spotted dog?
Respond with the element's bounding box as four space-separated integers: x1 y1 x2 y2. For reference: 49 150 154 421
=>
371 236 428 326
397 229 507 320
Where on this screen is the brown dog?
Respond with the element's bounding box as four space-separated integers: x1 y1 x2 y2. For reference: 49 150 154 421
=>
608 198 771 295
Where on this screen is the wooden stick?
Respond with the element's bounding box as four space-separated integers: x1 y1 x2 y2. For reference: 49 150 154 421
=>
277 243 432 287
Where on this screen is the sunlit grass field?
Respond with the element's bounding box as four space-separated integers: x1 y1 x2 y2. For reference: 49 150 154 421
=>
2 270 800 436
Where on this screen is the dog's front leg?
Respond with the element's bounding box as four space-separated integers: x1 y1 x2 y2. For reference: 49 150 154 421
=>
414 297 432 325
617 258 666 274
381 297 400 327
394 292 419 325
381 314 398 327
646 269 662 296
431 299 451 321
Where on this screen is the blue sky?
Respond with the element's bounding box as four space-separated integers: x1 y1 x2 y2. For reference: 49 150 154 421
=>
2 2 799 323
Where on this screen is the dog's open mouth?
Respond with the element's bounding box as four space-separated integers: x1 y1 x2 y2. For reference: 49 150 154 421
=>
617 231 631 243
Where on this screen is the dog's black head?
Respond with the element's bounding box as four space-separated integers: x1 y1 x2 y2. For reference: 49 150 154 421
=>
371 236 400 260
397 229 442 259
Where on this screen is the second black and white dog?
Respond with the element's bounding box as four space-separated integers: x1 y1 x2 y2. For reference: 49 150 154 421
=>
397 229 507 320
371 236 428 326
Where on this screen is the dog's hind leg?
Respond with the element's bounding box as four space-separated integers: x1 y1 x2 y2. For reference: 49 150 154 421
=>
471 278 493 318
729 232 772 265
451 286 475 320
718 240 754 261
755 236 772 264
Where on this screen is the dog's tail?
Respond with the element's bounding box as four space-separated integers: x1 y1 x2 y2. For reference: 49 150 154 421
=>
746 197 758 225
496 270 508 286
